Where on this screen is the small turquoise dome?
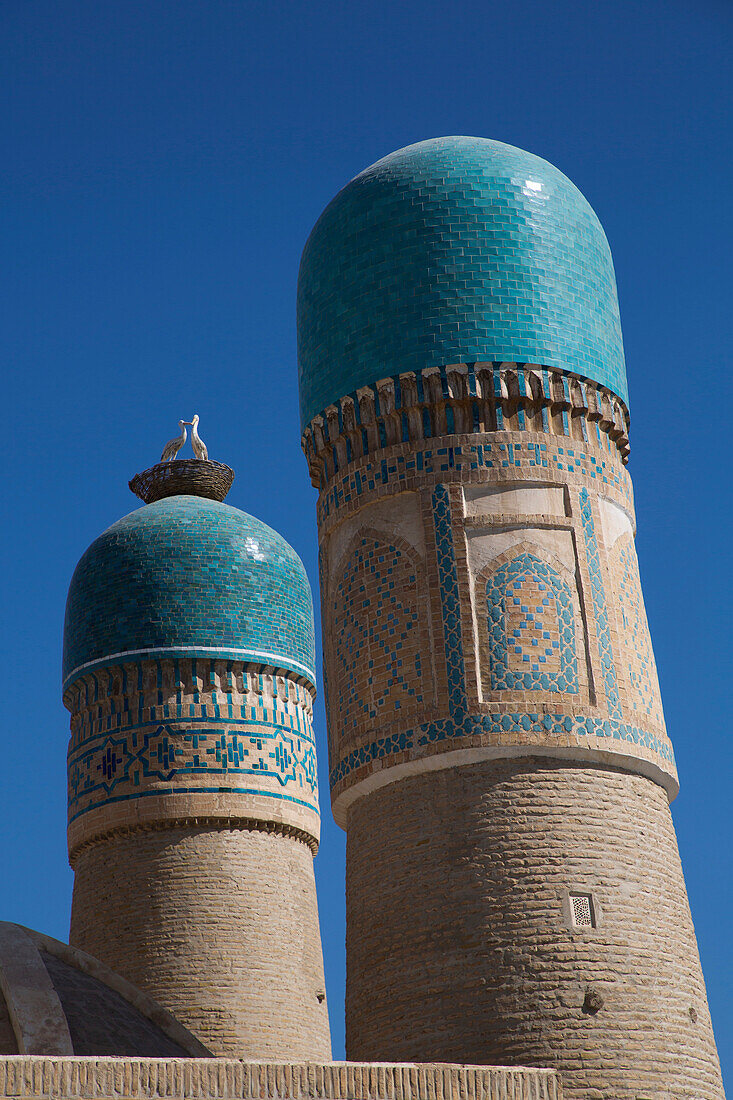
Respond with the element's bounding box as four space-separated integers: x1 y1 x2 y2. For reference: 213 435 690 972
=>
63 496 316 689
297 136 628 428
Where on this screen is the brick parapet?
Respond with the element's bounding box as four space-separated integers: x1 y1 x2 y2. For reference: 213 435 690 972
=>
64 659 320 856
0 1058 561 1100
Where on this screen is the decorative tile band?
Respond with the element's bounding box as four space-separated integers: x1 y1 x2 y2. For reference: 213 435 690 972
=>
579 488 622 720
432 486 468 716
329 710 675 791
316 434 629 533
65 660 314 743
68 719 319 825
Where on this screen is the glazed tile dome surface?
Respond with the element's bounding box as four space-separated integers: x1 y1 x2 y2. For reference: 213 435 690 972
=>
63 495 316 688
297 135 628 428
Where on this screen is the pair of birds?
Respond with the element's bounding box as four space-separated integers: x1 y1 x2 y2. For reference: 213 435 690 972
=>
160 415 208 462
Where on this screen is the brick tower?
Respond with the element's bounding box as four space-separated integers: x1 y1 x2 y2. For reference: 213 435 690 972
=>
297 138 724 1098
62 458 331 1060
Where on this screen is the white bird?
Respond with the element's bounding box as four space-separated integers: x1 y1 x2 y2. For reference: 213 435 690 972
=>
160 420 187 462
189 413 208 461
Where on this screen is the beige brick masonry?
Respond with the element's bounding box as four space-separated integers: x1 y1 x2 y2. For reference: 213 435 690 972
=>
0 1058 561 1100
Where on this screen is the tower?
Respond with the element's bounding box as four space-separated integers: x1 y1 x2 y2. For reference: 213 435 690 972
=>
62 456 331 1061
297 138 724 1098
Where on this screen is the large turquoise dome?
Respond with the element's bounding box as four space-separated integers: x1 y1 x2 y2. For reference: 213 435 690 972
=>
63 495 316 689
297 136 628 428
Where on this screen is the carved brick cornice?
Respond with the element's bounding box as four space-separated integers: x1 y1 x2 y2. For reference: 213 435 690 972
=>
301 362 630 488
69 816 319 861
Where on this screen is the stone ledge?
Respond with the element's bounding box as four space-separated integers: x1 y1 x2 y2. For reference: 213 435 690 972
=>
0 1058 561 1100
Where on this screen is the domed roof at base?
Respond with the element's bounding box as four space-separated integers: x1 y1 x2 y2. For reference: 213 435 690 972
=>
297 136 628 428
0 924 210 1057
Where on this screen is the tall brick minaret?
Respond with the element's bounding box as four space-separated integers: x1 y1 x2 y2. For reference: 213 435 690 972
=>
62 452 331 1061
297 137 724 1099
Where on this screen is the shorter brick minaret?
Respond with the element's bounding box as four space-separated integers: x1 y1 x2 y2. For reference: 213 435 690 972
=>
62 450 330 1060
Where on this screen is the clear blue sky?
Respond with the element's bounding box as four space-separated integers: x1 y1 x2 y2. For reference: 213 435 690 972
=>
2 0 730 1077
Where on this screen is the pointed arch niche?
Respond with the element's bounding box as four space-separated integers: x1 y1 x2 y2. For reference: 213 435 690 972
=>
476 542 588 701
324 526 434 753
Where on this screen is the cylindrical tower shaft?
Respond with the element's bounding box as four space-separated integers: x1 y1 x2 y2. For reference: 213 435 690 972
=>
347 761 719 1094
70 825 324 1059
304 363 722 1097
296 135 723 1097
64 658 330 1059
62 477 331 1061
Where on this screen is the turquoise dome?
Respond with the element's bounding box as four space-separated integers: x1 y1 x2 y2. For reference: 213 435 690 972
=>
63 495 316 689
297 136 628 428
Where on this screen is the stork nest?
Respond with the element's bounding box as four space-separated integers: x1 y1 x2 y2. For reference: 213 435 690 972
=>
129 459 235 504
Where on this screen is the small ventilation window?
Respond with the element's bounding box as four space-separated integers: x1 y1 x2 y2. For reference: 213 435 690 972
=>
570 893 595 927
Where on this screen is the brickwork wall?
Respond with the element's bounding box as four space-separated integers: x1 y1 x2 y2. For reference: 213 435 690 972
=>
70 827 330 1062
346 758 723 1099
0 1058 561 1100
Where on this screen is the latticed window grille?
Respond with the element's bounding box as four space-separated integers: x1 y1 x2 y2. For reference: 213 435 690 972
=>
570 893 594 927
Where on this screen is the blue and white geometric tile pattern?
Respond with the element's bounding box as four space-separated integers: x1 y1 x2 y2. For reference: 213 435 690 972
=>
432 485 468 715
329 709 674 790
615 537 662 721
68 717 319 824
331 538 425 733
318 438 626 524
486 554 578 693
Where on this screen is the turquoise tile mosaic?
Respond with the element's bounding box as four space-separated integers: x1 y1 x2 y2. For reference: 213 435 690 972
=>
329 710 674 791
579 487 621 719
318 437 627 525
298 136 628 429
615 538 661 720
432 485 468 715
63 496 316 688
486 554 578 694
331 537 425 734
68 717 318 825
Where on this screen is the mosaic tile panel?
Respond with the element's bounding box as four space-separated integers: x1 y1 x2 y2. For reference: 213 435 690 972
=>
432 486 468 716
486 554 578 693
298 136 627 428
330 537 425 737
63 496 316 689
612 535 665 726
579 488 621 720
